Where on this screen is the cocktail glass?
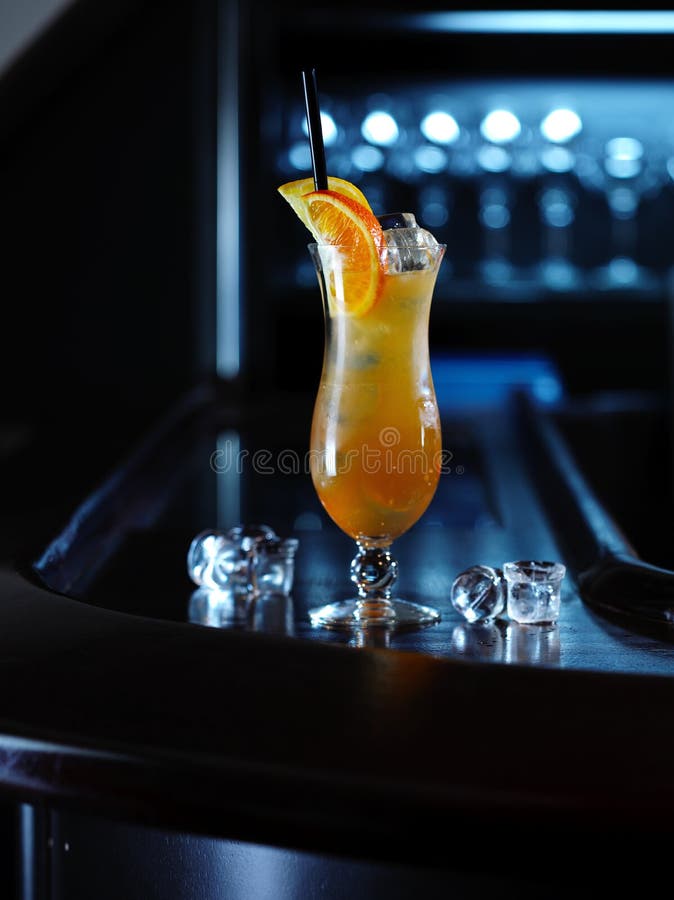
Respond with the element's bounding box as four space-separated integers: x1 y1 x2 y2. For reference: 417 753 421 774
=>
307 240 445 630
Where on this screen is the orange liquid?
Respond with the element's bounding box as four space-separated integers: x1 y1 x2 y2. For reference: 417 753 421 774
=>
310 264 441 543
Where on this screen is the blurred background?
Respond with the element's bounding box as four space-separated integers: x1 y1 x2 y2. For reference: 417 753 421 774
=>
3 4 673 408
260 5 674 400
1 1 674 894
2 0 671 550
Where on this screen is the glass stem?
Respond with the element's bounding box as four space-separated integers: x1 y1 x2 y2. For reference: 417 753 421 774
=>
350 542 398 625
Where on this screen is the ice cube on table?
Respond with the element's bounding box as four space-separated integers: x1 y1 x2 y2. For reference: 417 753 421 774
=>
226 523 277 551
187 530 250 593
187 525 298 598
504 560 566 625
379 212 440 273
451 564 506 623
257 538 300 596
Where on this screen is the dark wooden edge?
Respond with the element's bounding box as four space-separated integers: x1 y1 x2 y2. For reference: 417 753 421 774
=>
31 381 225 595
517 392 674 630
4 568 674 872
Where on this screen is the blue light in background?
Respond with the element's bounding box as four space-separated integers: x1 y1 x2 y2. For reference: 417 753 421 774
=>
480 187 510 229
410 11 674 34
361 111 399 146
608 187 638 217
539 188 575 227
420 111 460 145
607 257 639 285
420 201 449 227
477 145 511 173
540 260 580 292
414 145 448 173
432 354 564 411
604 137 643 178
540 108 582 143
480 204 510 229
480 109 521 143
540 146 575 173
288 141 312 171
302 112 338 147
351 145 385 172
606 137 643 159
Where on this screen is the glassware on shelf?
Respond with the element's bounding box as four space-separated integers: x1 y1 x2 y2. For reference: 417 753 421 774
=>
307 240 445 631
474 106 522 288
579 135 662 291
531 106 581 293
537 184 582 292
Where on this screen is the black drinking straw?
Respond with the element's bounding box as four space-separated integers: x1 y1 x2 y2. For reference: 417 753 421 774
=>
302 68 328 191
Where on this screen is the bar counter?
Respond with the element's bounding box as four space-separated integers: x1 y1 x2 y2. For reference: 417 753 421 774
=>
3 382 674 889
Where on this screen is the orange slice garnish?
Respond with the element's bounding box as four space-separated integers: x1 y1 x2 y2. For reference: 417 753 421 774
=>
278 182 385 317
278 176 372 232
304 190 385 317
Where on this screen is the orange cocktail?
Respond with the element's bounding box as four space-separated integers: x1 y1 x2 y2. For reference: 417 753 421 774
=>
310 254 442 544
279 176 445 630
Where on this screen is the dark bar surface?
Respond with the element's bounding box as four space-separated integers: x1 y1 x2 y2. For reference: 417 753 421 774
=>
1 384 674 874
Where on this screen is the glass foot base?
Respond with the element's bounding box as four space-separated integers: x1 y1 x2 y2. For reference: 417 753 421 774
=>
308 598 441 631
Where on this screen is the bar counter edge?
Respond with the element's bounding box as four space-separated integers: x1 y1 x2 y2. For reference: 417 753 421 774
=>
1 567 674 874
